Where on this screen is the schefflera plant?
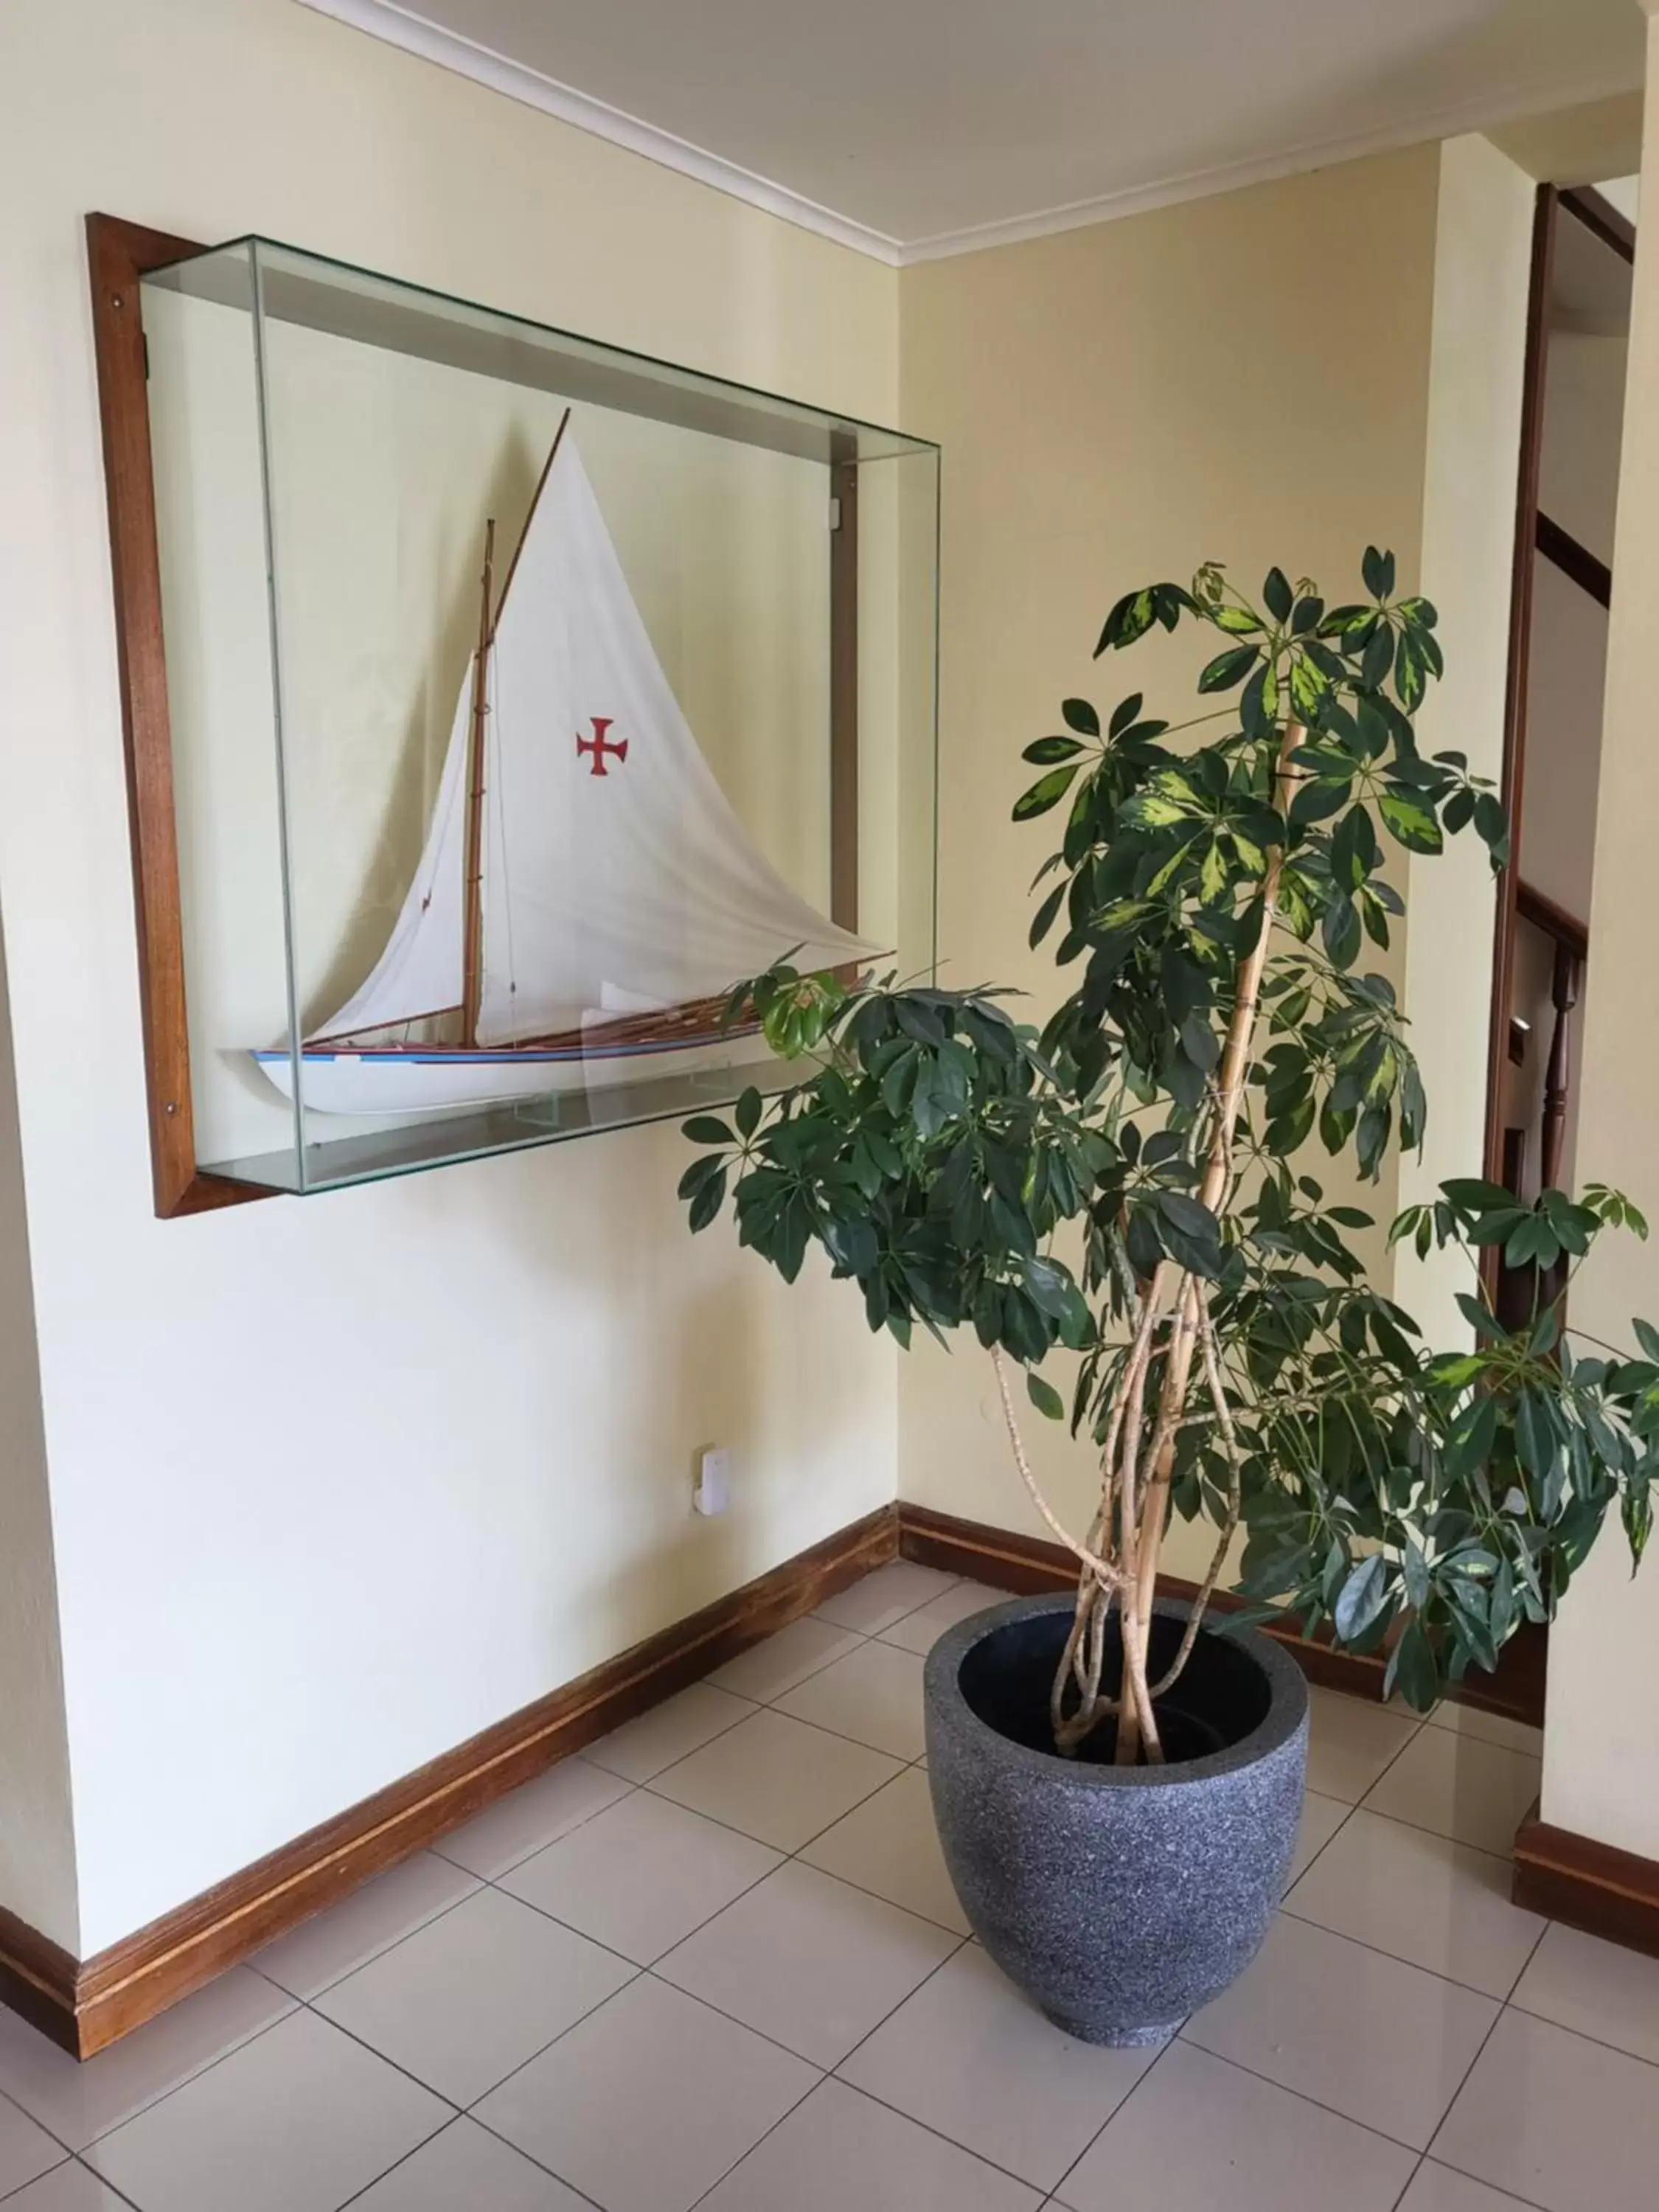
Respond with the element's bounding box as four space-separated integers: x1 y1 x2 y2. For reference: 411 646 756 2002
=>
680 552 1659 1764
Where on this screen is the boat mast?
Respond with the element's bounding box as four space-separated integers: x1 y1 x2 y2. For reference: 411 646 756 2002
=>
461 518 495 1050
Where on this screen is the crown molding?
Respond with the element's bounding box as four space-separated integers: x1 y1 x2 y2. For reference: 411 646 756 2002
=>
900 62 1644 263
295 0 903 265
298 1 1638 271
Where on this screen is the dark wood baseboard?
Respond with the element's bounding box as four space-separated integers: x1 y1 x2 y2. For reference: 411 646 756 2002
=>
897 1501 1390 1700
0 1503 899 2059
1514 1806 1659 1958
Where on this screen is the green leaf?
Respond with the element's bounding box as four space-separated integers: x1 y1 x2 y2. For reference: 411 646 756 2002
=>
678 1155 723 1203
1180 1012 1221 1072
1022 734 1086 764
1096 588 1156 655
1334 1554 1388 1643
687 1163 728 1233
734 1088 762 1140
1062 698 1100 737
1014 765 1080 821
1363 546 1397 602
1109 691 1145 737
1197 643 1262 694
1391 1618 1439 1713
1026 1371 1065 1420
1263 566 1293 622
1322 891 1362 969
1394 628 1427 713
1377 789 1442 854
1029 880 1066 948
1157 1190 1220 1240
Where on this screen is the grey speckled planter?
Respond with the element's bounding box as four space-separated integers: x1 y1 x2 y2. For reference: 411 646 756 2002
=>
925 1591 1308 2047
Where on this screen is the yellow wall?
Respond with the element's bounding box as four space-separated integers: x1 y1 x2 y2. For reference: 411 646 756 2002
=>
1543 7 1659 1864
0 0 900 1954
897 148 1441 1572
1393 135 1537 1345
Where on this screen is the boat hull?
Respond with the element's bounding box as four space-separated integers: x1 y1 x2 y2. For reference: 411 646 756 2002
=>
252 1029 751 1116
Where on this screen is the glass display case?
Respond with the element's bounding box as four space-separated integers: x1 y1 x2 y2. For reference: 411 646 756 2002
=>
104 226 938 1203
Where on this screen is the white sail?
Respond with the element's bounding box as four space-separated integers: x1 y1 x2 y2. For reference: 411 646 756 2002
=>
310 425 876 1051
313 675 471 1039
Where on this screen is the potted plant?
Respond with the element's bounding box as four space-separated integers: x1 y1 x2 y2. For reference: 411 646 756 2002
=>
678 552 1659 2045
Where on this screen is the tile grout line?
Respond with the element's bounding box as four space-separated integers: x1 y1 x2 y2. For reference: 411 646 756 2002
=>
67 1988 307 2165
333 2110 610 2212
1392 1913 1556 2212
24 1597 1559 2212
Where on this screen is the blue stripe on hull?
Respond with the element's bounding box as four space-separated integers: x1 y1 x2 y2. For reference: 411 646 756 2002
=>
252 1030 751 1068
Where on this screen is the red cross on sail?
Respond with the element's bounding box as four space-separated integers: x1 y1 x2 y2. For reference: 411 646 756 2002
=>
255 417 878 1116
577 717 627 776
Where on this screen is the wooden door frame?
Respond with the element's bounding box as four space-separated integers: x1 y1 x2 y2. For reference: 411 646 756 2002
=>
1482 184 1558 1200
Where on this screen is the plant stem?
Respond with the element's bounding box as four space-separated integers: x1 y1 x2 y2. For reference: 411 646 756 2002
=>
1113 714 1307 1765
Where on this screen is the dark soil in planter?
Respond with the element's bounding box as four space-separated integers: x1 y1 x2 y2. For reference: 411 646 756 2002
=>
956 1602 1271 1765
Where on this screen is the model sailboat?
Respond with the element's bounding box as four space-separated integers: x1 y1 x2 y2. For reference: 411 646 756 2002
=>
255 412 876 1115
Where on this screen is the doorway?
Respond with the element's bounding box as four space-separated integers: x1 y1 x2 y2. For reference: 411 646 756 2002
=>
1477 181 1635 1725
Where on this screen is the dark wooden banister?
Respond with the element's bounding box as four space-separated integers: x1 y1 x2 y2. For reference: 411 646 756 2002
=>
1514 880 1588 1194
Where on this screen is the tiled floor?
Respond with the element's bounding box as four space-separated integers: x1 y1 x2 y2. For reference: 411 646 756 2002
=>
1 1558 1655 2210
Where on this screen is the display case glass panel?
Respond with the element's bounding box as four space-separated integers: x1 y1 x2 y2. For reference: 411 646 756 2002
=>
139 236 938 1194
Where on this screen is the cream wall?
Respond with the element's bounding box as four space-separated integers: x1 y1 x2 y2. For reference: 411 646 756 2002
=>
897 147 1441 1574
1543 5 1659 1865
0 0 901 1954
1393 134 1537 1346
0 928 79 1947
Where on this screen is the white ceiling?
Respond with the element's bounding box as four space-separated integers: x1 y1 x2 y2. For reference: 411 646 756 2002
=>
305 0 1645 262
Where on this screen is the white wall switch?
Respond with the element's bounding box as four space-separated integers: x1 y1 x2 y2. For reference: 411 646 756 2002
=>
693 1445 732 1516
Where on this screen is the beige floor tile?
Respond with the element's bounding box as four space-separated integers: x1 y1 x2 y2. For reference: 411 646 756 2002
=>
583 1683 756 1783
313 1885 633 2104
648 1707 902 1851
1058 2038 1418 2211
1510 1920 1659 2065
0 2093 69 2197
1284 1810 1545 1997
1433 2006 1659 2212
1286 1791 1352 1887
499 1787 780 1964
1362 1727 1541 1858
776 1641 928 1759
701 2078 1040 2211
1425 1701 1545 1758
85 2009 447 2212
1183 1913 1498 2149
814 1562 961 1636
474 1975 816 2212
0 1967 293 2152
1397 2162 1537 2210
348 2116 592 2208
707 1617 866 1702
876 1580 1006 1654
251 1850 481 1998
840 1940 1156 2191
2 2167 135 2211
431 1757 631 1879
655 1860 959 2066
1304 1686 1421 1804
799 1765 970 1933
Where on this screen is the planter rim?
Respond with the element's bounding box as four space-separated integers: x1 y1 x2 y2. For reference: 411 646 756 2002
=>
925 1589 1308 1790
